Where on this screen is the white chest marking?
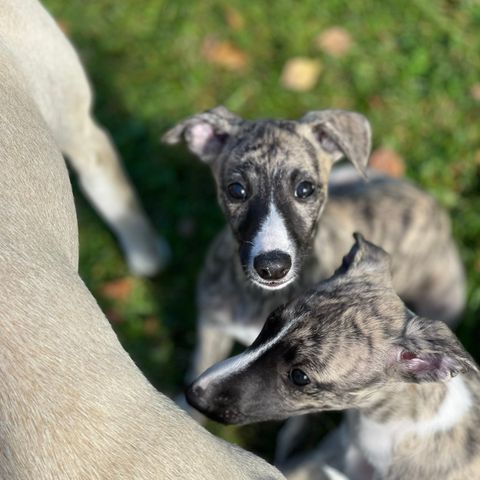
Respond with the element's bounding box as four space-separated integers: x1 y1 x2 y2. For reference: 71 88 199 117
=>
357 375 473 476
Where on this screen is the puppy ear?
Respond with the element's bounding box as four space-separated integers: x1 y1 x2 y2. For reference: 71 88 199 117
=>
390 316 478 383
300 109 372 177
162 106 243 163
336 233 391 281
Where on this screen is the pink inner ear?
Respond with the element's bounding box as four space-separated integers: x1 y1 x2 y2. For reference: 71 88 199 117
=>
397 348 453 379
404 357 433 374
400 351 417 361
397 349 436 375
190 123 214 155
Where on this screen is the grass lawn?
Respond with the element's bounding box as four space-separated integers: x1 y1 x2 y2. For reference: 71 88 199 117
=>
43 0 480 461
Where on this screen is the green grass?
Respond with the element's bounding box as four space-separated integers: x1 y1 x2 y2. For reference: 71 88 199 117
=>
44 0 480 462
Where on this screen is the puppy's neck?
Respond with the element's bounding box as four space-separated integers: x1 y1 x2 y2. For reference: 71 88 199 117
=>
362 379 451 424
354 375 473 476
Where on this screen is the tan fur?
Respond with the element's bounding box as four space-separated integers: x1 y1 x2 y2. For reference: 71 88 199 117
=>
0 1 284 478
0 0 167 277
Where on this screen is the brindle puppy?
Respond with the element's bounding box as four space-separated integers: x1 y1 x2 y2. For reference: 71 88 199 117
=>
163 106 465 382
187 235 480 480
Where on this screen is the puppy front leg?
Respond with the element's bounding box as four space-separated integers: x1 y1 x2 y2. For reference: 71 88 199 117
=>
178 316 234 422
188 319 235 382
275 415 310 466
343 442 375 480
282 419 373 480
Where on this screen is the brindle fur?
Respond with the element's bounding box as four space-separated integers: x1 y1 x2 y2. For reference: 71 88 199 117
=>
163 106 465 383
187 236 480 480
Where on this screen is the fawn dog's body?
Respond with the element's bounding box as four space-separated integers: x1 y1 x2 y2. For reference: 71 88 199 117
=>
0 2 284 478
187 236 480 480
1 0 167 277
164 107 465 382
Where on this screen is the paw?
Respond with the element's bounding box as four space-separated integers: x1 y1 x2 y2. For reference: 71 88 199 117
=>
126 235 171 277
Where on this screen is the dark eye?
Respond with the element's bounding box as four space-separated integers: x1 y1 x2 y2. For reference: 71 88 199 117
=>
227 182 248 201
295 181 315 199
289 368 310 386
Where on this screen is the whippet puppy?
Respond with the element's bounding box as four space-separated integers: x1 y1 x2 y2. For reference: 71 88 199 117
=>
0 0 168 277
187 235 480 480
0 2 286 478
163 105 465 382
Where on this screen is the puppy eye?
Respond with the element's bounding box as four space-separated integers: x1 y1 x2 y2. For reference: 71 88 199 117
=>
295 181 315 199
227 182 248 201
289 368 310 386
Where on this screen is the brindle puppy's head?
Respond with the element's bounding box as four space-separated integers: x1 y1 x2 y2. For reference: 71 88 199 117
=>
163 106 371 290
185 234 477 424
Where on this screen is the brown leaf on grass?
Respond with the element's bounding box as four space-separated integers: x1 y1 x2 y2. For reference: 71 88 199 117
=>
281 57 322 92
315 27 353 57
475 150 480 165
143 317 160 336
202 37 249 71
106 309 124 325
470 84 480 101
224 6 245 31
368 95 386 109
369 148 405 178
101 277 135 301
56 19 71 36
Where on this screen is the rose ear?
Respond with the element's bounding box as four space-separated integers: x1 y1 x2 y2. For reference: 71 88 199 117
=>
162 106 243 163
390 317 478 383
300 109 372 177
335 233 391 281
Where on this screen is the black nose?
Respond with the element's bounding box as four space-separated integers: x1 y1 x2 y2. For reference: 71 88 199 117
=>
253 250 292 280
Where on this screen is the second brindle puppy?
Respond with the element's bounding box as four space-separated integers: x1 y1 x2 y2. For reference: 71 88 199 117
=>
187 235 480 480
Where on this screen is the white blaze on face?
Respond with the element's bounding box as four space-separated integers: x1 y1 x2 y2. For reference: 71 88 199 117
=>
250 201 295 264
195 316 297 391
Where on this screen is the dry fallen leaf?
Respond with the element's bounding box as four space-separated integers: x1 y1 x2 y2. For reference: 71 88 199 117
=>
202 37 249 71
101 277 135 301
475 150 480 165
143 317 160 336
470 84 480 101
56 19 71 36
315 27 353 57
281 57 322 92
106 309 124 325
368 95 386 110
369 148 405 178
224 6 245 31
